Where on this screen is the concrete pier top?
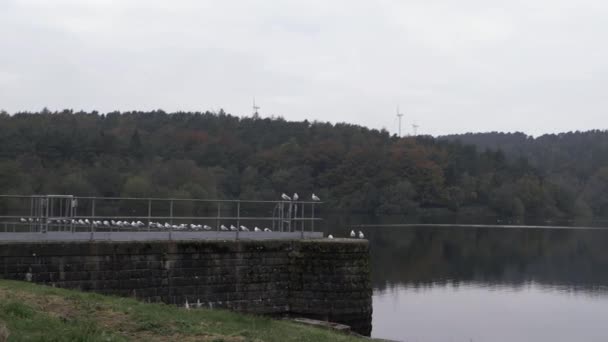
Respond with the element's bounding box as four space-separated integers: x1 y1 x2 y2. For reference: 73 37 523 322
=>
0 231 324 242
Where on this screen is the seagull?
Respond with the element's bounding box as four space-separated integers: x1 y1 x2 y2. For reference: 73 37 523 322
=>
28 218 34 223
240 225 249 232
350 230 356 238
220 224 229 231
254 227 261 232
137 221 144 227
103 221 110 227
281 193 291 201
184 299 190 310
111 220 116 226
312 193 320 201
230 225 238 231
263 228 271 232
328 234 334 239
358 231 365 239
20 218 26 223
293 193 299 201
84 219 90 225
164 222 171 229
203 225 212 231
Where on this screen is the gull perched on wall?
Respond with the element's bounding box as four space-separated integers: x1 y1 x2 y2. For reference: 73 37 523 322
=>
312 193 320 201
281 193 291 201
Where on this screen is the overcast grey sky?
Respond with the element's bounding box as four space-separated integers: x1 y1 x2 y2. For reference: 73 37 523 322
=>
1 0 607 136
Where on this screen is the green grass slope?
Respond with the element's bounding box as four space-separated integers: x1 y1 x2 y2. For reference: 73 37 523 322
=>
0 280 371 342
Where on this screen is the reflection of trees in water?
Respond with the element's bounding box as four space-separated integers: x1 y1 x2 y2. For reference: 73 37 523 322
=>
369 227 608 292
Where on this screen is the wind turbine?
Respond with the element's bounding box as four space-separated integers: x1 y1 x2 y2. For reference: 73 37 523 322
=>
252 97 260 117
396 106 404 137
412 123 419 136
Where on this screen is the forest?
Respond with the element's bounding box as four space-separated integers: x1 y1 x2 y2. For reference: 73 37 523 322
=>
0 109 606 221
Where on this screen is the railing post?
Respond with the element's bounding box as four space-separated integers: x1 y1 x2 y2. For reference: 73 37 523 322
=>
311 204 315 232
147 199 152 231
91 198 96 233
29 196 33 232
236 201 240 240
169 200 174 225
216 202 221 231
70 198 75 233
301 204 305 237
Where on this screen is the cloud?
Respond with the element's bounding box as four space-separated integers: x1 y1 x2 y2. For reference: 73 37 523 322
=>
0 0 607 136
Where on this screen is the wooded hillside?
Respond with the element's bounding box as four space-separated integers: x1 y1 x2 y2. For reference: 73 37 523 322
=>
0 109 605 219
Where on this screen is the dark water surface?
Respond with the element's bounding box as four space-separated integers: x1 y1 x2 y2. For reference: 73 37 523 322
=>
327 222 608 342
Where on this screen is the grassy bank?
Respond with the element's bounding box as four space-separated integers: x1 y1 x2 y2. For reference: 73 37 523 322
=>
0 280 370 342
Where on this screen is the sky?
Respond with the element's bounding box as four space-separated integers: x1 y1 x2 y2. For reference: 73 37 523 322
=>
1 0 607 137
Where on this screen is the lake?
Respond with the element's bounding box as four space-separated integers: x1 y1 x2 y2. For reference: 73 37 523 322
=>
326 223 608 342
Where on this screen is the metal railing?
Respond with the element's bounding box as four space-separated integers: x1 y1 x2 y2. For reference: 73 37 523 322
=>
0 194 323 240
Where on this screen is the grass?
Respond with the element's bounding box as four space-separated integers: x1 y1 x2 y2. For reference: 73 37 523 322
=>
0 280 371 342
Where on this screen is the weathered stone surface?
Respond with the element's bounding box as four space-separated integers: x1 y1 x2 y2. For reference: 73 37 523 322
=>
0 239 372 336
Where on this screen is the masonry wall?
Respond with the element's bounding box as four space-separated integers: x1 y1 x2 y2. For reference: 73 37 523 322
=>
0 239 372 335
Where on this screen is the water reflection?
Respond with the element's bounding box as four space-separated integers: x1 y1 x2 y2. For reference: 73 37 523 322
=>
341 225 608 342
368 226 608 292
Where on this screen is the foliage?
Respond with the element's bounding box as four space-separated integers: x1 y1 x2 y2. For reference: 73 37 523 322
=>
0 110 605 219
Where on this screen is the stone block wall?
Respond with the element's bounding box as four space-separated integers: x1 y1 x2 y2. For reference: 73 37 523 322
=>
0 239 372 335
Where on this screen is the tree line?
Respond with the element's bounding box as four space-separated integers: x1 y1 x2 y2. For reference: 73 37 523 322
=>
0 109 605 220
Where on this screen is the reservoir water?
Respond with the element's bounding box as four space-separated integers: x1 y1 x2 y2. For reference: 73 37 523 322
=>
329 223 608 342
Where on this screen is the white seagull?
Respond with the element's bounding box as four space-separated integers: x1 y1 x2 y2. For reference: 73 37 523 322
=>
263 227 272 232
350 230 356 238
240 225 249 232
230 225 238 231
203 225 212 231
358 231 365 239
254 227 261 232
281 193 291 201
220 224 229 231
293 193 299 201
20 218 26 223
328 234 334 239
312 193 320 201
